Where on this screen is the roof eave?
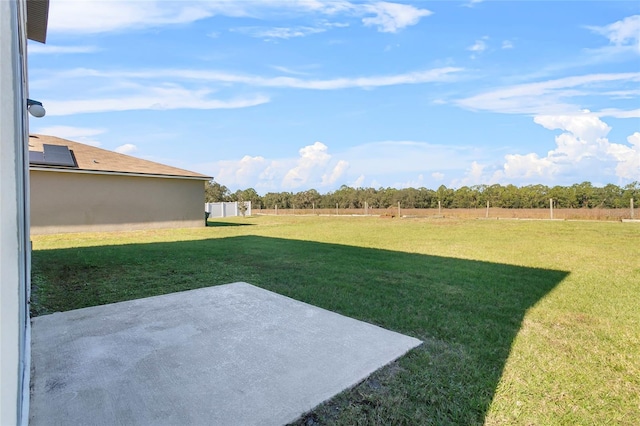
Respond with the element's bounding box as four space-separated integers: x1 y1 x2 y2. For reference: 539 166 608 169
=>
30 166 212 181
27 0 49 43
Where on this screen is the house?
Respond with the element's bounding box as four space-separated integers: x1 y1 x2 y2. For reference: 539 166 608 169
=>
29 135 212 235
2 1 49 424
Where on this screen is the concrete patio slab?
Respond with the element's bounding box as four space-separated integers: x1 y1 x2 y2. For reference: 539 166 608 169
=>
30 282 421 426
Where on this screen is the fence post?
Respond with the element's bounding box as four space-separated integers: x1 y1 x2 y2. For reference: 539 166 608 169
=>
632 198 635 219
438 201 441 215
275 204 278 215
485 201 489 218
336 203 338 216
313 202 315 215
550 198 553 219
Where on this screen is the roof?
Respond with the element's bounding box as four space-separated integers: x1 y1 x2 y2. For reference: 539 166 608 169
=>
27 0 49 43
29 135 211 180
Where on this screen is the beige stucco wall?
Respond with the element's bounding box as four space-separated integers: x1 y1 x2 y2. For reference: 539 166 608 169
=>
30 170 206 235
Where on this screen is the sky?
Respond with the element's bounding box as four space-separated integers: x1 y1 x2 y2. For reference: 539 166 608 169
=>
28 0 640 195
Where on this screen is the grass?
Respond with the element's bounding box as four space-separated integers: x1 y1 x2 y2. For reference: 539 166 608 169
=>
31 216 640 425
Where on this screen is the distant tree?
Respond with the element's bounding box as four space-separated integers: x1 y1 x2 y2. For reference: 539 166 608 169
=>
436 185 454 208
235 188 261 208
205 180 230 202
520 184 548 208
484 184 504 207
377 187 396 208
452 186 474 208
622 181 640 206
357 187 380 208
501 184 520 208
293 189 321 208
228 182 632 212
399 187 420 208
415 187 436 208
595 184 621 208
572 182 595 208
230 190 248 216
333 185 360 208
549 185 572 208
263 192 292 209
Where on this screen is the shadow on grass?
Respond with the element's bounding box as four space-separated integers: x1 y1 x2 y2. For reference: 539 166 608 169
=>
206 220 255 227
31 236 567 425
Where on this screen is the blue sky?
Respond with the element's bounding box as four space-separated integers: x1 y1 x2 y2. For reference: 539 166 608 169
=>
28 0 639 194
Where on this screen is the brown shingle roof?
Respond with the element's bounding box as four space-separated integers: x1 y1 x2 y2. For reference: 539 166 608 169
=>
29 135 211 180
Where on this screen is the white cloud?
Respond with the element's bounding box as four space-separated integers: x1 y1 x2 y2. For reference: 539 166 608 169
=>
322 160 349 185
197 125 639 192
457 72 640 115
215 155 269 188
610 133 640 180
491 114 640 183
580 15 640 64
588 15 640 48
45 84 269 116
232 26 327 39
352 174 365 188
454 162 487 186
206 139 473 192
282 142 332 188
206 142 351 192
467 161 485 181
501 40 513 49
48 1 216 34
361 2 432 33
601 90 640 99
467 36 489 58
47 0 430 35
342 141 482 176
233 20 349 40
463 0 484 8
627 132 640 148
114 144 138 154
468 39 487 52
32 125 105 146
46 66 463 91
498 152 556 180
395 173 425 189
598 108 640 119
28 44 98 54
269 65 311 76
533 113 611 141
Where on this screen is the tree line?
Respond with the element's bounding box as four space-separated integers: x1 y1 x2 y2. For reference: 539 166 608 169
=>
206 181 640 210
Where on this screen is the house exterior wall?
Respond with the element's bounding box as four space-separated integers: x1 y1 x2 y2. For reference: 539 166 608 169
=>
1 0 31 424
30 170 206 234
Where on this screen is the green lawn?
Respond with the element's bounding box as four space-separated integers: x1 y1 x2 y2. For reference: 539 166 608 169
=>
31 216 640 425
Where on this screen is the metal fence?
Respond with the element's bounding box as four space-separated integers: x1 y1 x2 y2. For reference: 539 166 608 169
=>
205 202 252 218
254 207 636 221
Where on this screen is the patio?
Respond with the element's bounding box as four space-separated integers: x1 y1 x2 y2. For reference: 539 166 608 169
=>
30 282 421 425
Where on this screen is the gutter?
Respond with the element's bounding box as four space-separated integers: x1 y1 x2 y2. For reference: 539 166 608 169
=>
29 166 211 181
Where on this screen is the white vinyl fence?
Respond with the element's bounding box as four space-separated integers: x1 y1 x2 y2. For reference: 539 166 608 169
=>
205 202 252 218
